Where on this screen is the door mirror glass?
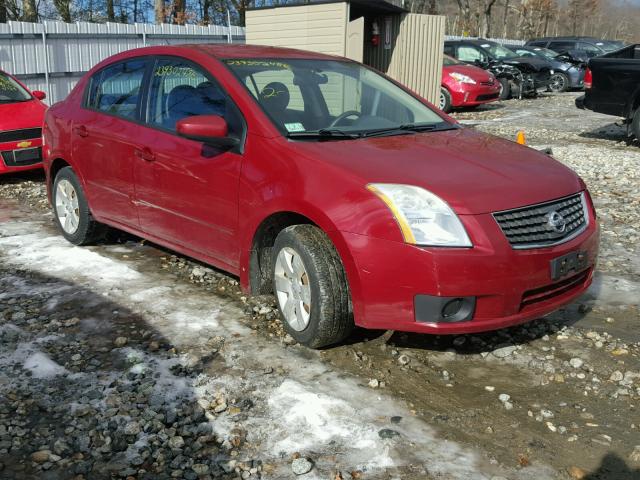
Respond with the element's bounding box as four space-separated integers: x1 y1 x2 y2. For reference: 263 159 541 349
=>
32 90 46 100
177 115 235 145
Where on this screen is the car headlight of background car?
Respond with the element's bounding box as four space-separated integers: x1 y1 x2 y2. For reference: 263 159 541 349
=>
448 72 477 84
367 184 472 247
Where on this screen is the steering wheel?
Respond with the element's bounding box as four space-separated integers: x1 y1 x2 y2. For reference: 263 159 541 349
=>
329 110 362 128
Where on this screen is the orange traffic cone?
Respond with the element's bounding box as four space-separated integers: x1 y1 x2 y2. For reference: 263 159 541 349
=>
516 130 526 145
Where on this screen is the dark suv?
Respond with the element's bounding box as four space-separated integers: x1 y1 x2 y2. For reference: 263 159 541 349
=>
526 37 625 58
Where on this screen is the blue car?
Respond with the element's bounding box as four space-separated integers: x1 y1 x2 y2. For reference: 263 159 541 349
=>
511 46 586 92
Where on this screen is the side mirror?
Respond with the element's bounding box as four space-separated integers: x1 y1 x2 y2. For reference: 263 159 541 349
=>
176 115 237 147
32 90 46 100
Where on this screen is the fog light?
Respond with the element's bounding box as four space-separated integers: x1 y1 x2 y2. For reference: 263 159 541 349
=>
415 295 476 323
442 298 464 318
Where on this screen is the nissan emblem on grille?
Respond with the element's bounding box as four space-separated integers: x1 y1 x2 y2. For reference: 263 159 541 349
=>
492 193 588 249
546 211 567 233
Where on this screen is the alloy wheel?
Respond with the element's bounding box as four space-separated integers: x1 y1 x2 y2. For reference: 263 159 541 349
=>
55 179 80 234
439 91 446 110
549 73 566 92
274 246 312 331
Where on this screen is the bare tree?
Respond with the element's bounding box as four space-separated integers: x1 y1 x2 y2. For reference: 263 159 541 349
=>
21 0 37 20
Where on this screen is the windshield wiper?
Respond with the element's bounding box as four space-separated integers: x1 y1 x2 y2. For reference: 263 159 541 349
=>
361 122 459 138
286 128 362 140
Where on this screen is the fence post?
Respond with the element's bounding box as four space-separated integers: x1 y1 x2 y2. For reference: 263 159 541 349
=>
41 24 52 102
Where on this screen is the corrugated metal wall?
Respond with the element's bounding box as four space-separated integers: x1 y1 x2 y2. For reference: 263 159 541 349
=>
387 14 445 105
0 20 246 104
245 3 348 57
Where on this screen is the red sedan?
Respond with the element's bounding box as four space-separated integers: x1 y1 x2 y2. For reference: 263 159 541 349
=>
440 55 501 112
43 45 598 348
0 70 47 174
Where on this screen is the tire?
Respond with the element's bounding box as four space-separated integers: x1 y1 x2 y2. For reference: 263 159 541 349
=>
52 167 107 245
548 72 569 93
272 224 353 348
498 77 511 100
439 87 452 113
632 108 640 142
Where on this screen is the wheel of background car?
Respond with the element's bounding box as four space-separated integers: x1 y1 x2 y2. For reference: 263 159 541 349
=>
272 224 353 348
439 87 452 113
549 72 569 93
632 107 640 143
328 110 362 128
53 167 107 245
498 77 511 100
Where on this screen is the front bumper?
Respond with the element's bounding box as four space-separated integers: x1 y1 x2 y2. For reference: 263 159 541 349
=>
0 138 43 174
344 205 599 335
449 83 501 107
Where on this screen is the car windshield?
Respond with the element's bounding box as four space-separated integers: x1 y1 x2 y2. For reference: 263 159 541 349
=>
0 72 31 103
443 55 464 66
481 43 518 60
530 48 559 59
224 58 448 138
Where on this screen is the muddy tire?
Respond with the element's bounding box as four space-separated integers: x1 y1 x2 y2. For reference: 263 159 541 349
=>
272 224 353 348
498 77 511 100
439 87 452 113
632 107 640 142
52 167 107 245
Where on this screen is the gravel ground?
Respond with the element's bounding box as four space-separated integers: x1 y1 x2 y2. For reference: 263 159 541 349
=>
1 92 639 480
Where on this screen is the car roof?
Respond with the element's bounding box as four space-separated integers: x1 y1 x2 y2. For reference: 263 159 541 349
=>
445 39 497 45
143 44 345 61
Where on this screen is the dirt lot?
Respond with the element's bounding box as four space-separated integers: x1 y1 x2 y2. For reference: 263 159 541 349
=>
1 92 639 480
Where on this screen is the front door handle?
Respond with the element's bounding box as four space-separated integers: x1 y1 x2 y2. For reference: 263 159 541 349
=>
134 147 155 162
73 125 88 137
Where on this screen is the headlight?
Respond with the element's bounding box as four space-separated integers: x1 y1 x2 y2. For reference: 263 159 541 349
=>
448 72 477 84
367 184 472 247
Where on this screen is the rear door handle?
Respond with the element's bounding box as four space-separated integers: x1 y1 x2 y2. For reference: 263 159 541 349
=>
134 147 155 162
73 125 88 137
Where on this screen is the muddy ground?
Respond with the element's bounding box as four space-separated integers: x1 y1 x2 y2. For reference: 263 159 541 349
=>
0 92 639 480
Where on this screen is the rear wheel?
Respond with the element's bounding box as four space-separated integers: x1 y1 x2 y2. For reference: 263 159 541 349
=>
498 78 511 100
439 87 452 113
272 225 353 348
549 72 569 93
52 167 106 245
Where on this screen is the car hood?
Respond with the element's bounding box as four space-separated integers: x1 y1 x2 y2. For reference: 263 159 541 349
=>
292 127 582 215
442 64 494 83
502 56 552 72
0 99 46 132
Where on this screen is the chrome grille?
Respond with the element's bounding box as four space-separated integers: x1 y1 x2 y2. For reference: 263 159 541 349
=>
493 193 588 249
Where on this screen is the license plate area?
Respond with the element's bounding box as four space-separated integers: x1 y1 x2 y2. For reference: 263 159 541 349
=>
550 250 589 281
14 147 40 163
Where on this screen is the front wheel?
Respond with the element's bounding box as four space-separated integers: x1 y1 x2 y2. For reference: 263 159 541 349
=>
272 225 353 348
52 167 107 245
548 72 569 93
498 77 511 100
439 87 452 113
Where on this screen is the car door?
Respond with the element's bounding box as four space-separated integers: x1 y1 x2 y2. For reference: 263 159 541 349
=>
133 57 245 269
71 58 149 228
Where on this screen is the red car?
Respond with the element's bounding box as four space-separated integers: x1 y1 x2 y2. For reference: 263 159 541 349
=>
43 45 599 348
439 55 501 112
0 70 47 174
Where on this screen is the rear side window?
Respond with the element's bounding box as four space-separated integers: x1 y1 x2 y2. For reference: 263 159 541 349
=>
85 59 147 120
146 58 244 139
548 41 576 52
577 42 603 57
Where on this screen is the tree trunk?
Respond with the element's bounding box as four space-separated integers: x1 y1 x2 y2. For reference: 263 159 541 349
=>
52 0 71 22
22 0 37 21
171 0 186 24
482 0 498 38
0 0 7 23
106 0 115 21
155 0 164 24
502 0 509 37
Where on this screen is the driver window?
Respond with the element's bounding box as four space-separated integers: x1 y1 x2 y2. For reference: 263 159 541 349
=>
87 59 147 120
458 46 484 63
